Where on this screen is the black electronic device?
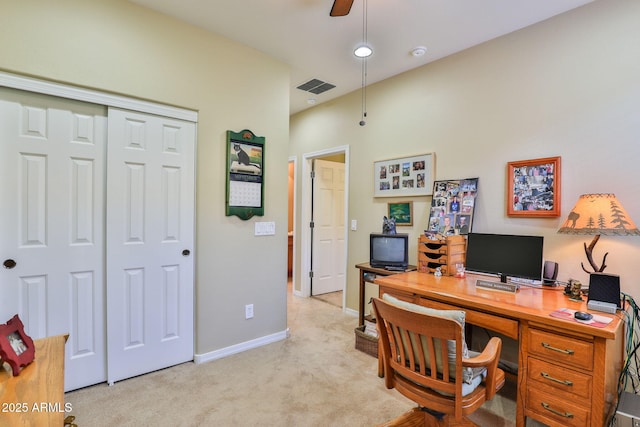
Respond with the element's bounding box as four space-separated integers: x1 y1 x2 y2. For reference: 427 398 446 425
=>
465 233 544 283
574 311 593 321
588 273 621 309
369 233 409 270
543 260 558 284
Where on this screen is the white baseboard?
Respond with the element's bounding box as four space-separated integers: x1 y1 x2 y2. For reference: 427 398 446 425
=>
194 328 290 364
344 307 358 318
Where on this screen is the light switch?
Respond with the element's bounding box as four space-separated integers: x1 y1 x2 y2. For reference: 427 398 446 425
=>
255 221 276 236
351 219 357 231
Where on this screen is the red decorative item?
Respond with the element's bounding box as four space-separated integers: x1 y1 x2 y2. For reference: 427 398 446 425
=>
0 314 35 376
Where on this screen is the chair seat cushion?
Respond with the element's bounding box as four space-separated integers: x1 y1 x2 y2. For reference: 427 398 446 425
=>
460 351 486 396
382 294 475 384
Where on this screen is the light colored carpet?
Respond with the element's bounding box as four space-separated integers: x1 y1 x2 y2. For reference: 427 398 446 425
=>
65 287 517 426
312 290 343 308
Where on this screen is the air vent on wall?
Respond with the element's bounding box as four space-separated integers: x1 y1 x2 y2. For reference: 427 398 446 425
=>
296 79 336 95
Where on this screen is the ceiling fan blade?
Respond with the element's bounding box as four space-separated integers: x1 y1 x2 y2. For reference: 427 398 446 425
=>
330 0 355 17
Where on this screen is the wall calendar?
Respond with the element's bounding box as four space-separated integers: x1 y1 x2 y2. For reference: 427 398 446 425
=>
225 129 265 220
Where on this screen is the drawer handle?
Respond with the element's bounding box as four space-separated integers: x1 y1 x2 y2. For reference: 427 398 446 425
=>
541 372 573 386
541 402 574 419
541 342 574 355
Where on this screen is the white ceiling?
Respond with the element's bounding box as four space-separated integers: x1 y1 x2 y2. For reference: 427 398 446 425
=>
128 0 594 115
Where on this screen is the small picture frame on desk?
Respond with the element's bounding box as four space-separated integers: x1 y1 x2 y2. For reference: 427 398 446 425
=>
427 178 479 236
0 314 35 376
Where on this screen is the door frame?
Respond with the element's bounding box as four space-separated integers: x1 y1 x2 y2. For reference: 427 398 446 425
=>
300 146 349 308
288 156 298 295
0 71 197 122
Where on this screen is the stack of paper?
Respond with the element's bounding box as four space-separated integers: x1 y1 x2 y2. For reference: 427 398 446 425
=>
364 319 378 338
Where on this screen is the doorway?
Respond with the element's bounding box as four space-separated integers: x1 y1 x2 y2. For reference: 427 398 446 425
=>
300 146 349 310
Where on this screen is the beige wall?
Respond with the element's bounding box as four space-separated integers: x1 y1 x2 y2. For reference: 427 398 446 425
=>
0 0 290 354
290 0 640 313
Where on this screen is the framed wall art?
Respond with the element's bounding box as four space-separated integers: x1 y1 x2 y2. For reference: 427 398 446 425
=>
387 201 413 226
507 156 561 217
225 129 265 220
426 178 479 237
0 314 35 376
374 153 435 197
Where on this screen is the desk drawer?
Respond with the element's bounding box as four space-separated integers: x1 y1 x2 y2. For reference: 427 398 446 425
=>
528 357 592 401
528 328 593 371
380 288 418 304
418 251 447 263
418 298 519 339
527 387 590 427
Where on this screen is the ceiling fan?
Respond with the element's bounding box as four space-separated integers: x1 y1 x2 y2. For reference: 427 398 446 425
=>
330 0 355 16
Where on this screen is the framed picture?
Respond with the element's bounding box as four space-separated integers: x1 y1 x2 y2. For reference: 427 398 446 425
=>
427 178 479 236
507 156 561 217
225 129 265 220
0 314 35 376
388 201 413 226
374 153 435 197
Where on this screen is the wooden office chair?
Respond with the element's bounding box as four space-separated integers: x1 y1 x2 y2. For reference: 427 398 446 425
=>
372 297 505 427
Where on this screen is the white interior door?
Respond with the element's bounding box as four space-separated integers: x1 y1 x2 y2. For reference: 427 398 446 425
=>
0 87 107 391
311 159 345 295
106 108 195 384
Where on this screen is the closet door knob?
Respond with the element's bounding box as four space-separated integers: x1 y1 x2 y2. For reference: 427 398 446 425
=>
3 259 17 269
182 249 191 257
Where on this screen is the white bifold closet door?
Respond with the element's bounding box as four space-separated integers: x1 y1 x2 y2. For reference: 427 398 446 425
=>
0 88 195 391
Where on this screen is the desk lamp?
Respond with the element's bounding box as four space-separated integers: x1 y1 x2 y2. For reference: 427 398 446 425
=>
558 193 640 273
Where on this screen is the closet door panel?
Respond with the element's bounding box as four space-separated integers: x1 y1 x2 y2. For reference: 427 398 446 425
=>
106 108 195 385
0 87 107 391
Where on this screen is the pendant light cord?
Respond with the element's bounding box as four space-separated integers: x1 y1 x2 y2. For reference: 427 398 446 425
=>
360 0 368 126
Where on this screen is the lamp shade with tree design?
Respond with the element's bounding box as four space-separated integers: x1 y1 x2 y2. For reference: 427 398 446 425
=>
558 193 640 273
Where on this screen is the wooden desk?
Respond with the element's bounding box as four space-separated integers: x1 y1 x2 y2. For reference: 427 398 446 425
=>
0 334 69 426
375 271 623 427
355 263 416 327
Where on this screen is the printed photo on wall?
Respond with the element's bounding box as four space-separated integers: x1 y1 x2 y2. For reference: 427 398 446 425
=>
373 153 434 197
426 178 479 237
507 156 561 217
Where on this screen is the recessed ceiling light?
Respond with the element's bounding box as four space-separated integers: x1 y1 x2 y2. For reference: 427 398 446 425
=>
411 46 427 57
354 45 373 58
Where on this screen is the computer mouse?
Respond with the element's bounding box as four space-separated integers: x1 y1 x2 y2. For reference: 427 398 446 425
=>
574 311 593 321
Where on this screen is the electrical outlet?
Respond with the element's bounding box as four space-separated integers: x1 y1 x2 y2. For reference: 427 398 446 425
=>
245 304 254 319
634 418 640 427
